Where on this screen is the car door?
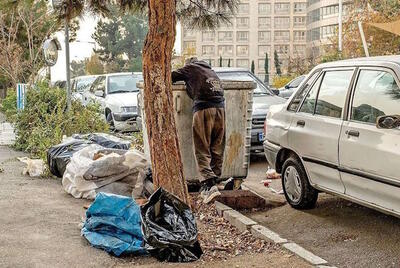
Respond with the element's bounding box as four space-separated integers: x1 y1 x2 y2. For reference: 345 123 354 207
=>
339 67 400 213
289 68 355 193
88 76 106 110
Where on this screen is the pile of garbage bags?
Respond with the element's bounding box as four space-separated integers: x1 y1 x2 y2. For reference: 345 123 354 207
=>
62 145 148 199
47 133 131 178
82 188 202 262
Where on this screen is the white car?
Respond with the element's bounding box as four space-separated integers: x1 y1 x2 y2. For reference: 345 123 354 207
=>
264 56 400 217
86 72 143 132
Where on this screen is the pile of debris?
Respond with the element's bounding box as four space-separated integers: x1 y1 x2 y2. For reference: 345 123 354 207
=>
193 195 278 262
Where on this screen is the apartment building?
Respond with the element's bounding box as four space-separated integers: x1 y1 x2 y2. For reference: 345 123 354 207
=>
306 0 353 58
181 0 307 81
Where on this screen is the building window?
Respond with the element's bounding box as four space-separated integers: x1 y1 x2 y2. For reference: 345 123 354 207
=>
258 17 271 28
274 31 290 42
308 9 320 23
258 31 271 42
221 59 232 67
202 59 215 67
258 45 271 57
294 31 306 41
218 31 233 42
238 3 250 14
183 30 196 39
183 41 196 50
321 25 337 39
274 3 290 14
218 45 233 56
258 3 271 14
202 31 215 42
309 28 320 41
237 59 249 68
258 59 266 71
293 16 306 27
274 17 290 28
236 17 249 28
236 31 249 42
294 45 306 56
293 3 306 13
202 45 215 56
236 45 249 56
321 5 339 18
275 45 289 55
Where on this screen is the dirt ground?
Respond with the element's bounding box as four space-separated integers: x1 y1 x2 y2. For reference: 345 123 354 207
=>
245 157 400 268
0 146 309 268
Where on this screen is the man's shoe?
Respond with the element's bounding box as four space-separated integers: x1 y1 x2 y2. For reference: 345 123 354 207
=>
201 185 221 204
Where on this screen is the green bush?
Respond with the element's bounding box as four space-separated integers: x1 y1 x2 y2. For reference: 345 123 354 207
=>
13 82 108 160
0 89 17 122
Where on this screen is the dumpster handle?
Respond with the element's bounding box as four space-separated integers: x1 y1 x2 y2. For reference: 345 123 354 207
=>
175 95 181 113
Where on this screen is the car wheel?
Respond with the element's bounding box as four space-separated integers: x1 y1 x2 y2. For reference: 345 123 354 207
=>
282 156 318 209
106 112 115 131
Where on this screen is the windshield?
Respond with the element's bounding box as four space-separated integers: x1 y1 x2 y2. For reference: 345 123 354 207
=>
216 72 272 95
74 77 96 92
289 76 305 88
108 74 142 94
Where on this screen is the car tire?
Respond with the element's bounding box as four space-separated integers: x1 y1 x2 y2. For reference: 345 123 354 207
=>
281 156 318 209
106 112 115 131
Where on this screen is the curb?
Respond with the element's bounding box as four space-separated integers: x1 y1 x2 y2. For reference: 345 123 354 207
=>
216 201 333 267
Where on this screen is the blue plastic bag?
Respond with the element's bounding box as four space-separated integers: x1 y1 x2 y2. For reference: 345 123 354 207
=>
81 192 147 256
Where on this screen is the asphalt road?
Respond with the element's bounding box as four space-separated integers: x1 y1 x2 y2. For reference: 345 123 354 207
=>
244 156 400 268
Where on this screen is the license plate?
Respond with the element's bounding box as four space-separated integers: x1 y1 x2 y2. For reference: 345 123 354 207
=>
258 132 264 141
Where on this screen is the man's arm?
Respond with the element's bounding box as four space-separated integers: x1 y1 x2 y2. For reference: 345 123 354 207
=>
171 66 189 83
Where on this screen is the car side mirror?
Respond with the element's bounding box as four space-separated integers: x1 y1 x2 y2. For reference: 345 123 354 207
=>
285 85 290 89
376 115 400 129
272 89 280 96
94 90 104 97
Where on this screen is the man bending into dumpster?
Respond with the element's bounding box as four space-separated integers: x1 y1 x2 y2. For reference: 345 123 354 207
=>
172 57 225 204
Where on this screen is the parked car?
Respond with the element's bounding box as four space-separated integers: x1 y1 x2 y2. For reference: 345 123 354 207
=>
87 72 143 132
71 75 98 103
214 68 286 153
278 75 306 99
263 55 400 217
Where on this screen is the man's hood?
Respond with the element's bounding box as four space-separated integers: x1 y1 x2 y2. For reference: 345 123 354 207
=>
193 60 212 69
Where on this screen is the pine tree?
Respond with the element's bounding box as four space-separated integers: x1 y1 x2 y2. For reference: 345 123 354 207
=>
219 56 223 67
274 50 281 76
227 58 231 67
264 53 269 84
251 60 255 74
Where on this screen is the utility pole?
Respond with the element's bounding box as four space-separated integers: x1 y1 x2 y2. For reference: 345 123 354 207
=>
65 20 71 111
358 21 370 57
338 0 343 52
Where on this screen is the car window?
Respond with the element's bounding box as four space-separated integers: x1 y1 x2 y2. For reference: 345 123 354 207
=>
315 70 353 119
288 72 319 112
216 72 272 95
289 76 305 88
351 70 400 124
108 74 142 94
90 76 106 93
75 77 96 93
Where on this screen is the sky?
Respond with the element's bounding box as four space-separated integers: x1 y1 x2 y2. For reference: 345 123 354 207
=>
51 16 182 82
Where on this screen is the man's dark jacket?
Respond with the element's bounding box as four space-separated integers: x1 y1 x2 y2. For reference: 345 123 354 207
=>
172 60 224 112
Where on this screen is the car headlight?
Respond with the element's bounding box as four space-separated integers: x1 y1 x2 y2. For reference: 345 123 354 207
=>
120 106 137 113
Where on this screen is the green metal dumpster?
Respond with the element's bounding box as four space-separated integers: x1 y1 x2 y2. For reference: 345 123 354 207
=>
137 80 256 184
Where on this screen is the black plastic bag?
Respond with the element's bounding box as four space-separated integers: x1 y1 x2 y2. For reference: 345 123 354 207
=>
72 133 130 150
47 139 92 177
141 188 203 262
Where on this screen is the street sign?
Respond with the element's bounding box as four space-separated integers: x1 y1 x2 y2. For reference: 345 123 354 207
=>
17 84 28 111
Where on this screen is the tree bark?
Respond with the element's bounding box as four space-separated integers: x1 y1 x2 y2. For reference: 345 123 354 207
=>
142 0 190 204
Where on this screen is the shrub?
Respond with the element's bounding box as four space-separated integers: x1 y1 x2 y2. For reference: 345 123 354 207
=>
13 82 108 160
0 89 17 122
272 75 296 89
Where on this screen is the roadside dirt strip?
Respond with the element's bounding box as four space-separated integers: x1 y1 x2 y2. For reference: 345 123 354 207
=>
215 201 334 267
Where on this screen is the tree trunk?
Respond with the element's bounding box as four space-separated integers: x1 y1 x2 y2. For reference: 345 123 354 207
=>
142 0 190 204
